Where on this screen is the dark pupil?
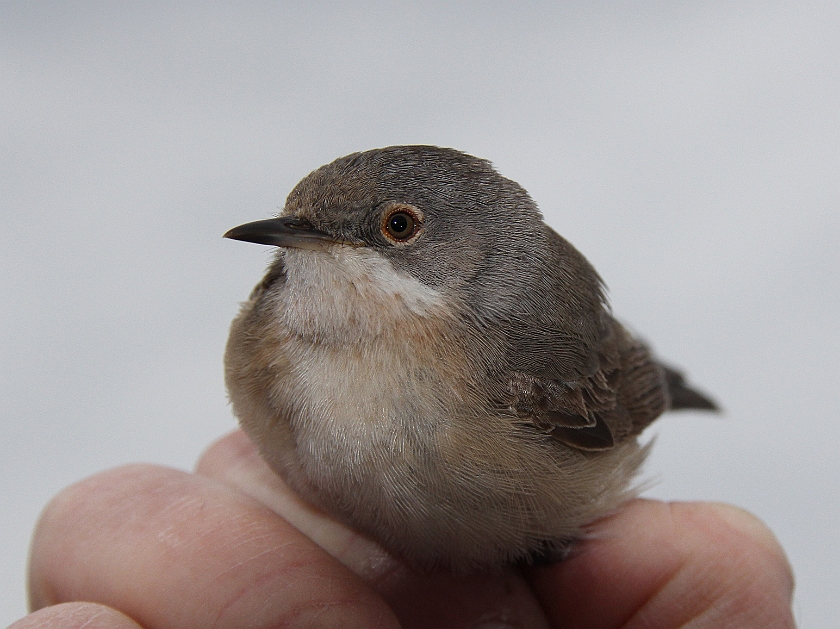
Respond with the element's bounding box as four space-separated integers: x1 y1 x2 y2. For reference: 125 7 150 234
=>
389 213 412 237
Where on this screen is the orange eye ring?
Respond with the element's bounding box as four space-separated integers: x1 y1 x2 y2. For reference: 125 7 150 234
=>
381 205 422 242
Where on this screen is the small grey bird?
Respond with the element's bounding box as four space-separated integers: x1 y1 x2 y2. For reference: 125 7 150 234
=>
224 145 716 571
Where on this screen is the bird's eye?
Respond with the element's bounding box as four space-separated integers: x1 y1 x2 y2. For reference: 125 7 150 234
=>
382 206 421 242
387 212 414 238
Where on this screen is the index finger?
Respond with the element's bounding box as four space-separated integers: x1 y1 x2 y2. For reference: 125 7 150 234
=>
28 464 400 629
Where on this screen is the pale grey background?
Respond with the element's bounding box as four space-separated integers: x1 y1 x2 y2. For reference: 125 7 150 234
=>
2 2 837 626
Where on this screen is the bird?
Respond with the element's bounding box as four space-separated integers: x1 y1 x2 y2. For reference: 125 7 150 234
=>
223 145 717 571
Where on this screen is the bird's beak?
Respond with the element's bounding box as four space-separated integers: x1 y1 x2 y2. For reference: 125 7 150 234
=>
224 217 339 251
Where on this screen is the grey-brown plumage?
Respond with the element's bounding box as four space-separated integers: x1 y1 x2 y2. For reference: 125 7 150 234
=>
224 145 716 571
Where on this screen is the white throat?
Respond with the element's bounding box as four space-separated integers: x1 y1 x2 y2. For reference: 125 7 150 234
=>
273 246 450 343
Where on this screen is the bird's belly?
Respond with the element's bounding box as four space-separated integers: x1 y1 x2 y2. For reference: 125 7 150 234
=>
286 337 461 472
261 335 645 571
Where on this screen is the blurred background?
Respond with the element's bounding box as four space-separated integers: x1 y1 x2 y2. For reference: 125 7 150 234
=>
2 2 837 626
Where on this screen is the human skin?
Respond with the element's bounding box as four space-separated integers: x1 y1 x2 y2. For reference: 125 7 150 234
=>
13 430 796 629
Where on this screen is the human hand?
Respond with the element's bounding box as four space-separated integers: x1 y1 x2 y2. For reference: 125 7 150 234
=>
11 430 796 629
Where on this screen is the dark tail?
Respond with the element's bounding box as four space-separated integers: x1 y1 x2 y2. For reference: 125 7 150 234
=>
660 364 719 411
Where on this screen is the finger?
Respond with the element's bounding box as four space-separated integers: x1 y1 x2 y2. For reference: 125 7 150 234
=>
197 430 552 629
7 603 142 629
196 429 396 580
526 499 796 629
29 464 399 629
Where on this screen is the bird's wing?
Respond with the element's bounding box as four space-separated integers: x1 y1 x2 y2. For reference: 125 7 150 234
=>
508 316 669 451
503 227 669 451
